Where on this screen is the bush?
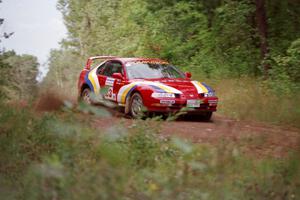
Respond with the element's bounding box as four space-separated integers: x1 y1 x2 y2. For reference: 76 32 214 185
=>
0 101 300 199
266 38 300 95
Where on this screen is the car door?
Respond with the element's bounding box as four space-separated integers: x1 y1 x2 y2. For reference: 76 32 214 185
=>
97 61 125 102
96 62 107 90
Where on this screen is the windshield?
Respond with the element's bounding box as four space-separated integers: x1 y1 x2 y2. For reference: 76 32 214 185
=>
125 62 185 79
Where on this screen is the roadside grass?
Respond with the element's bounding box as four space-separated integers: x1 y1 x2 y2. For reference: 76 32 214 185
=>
0 98 299 200
194 76 300 128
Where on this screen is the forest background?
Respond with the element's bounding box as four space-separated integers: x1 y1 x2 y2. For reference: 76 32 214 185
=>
44 0 300 125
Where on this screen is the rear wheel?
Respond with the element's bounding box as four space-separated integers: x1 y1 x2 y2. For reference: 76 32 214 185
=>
81 88 92 104
129 93 145 119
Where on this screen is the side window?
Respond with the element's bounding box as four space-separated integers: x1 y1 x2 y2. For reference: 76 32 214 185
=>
96 63 106 74
102 61 123 77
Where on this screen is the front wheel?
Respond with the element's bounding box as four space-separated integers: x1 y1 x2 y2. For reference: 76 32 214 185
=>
81 88 92 104
129 93 145 119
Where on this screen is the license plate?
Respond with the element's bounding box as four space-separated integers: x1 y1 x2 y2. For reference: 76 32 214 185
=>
187 99 201 108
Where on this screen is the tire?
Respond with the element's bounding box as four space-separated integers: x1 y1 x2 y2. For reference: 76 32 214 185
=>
81 88 92 105
202 112 213 121
129 93 145 119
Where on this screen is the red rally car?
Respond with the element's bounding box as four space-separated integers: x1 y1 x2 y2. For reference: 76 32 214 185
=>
78 56 218 120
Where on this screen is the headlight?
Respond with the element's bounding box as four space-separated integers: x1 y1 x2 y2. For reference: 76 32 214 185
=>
204 91 215 97
151 92 175 98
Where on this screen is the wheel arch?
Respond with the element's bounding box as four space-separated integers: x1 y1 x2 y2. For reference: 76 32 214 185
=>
124 89 143 114
78 84 93 103
80 84 91 96
124 83 154 115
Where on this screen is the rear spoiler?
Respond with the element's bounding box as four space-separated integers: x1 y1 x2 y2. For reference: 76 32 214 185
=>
85 56 119 70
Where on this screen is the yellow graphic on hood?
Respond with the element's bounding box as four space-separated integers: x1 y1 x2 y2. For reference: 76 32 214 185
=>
117 81 182 104
191 81 209 93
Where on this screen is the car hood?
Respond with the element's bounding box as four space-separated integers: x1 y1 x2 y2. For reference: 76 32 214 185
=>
131 78 212 95
157 79 198 95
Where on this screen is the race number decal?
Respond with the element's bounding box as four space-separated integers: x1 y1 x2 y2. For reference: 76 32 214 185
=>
104 87 116 100
100 78 116 100
106 87 113 99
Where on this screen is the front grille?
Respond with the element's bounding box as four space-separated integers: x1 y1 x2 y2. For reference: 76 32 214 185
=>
199 103 209 109
199 93 205 98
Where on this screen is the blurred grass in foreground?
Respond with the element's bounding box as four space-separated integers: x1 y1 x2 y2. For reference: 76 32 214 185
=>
0 98 299 200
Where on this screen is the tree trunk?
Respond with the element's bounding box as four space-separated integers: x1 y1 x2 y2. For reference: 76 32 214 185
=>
255 0 269 78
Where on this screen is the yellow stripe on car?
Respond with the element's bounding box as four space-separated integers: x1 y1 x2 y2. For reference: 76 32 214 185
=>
197 82 208 93
191 81 209 93
88 68 100 94
154 83 173 93
120 83 136 104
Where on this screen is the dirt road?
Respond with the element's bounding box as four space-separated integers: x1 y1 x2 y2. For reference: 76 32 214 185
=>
89 109 300 158
33 94 299 158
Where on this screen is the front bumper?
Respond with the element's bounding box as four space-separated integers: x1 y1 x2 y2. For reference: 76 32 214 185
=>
145 96 218 113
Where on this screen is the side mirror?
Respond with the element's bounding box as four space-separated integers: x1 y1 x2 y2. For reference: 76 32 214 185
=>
112 73 124 80
185 72 192 78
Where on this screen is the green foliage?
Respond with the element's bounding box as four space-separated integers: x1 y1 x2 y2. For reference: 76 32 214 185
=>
274 38 300 83
0 51 39 100
287 39 300 82
0 102 299 199
190 0 260 77
267 0 300 55
53 0 300 85
43 49 84 98
136 1 208 65
267 38 300 94
0 52 11 99
212 0 259 76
